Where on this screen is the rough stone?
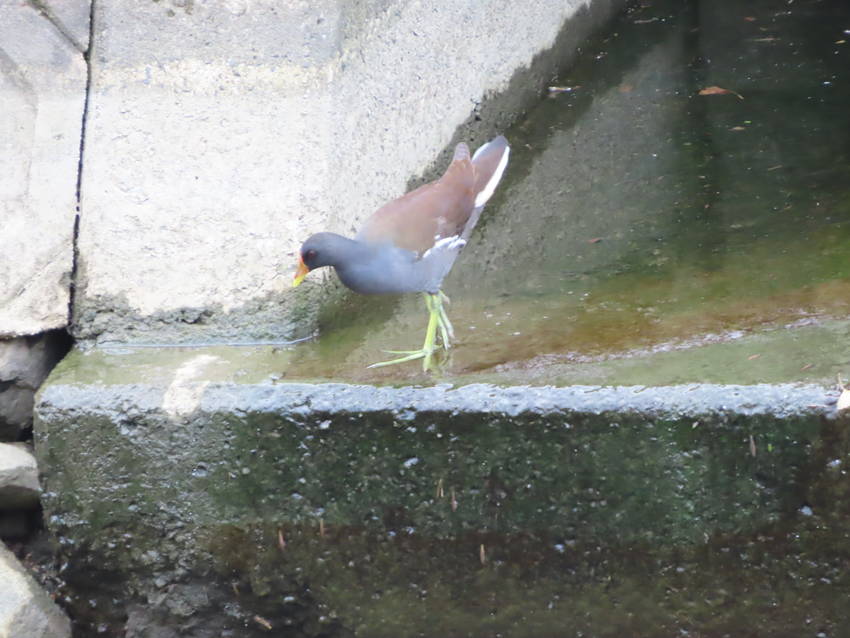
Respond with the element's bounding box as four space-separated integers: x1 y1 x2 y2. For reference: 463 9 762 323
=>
73 0 621 345
0 331 72 440
0 444 40 510
0 1 87 337
0 542 71 638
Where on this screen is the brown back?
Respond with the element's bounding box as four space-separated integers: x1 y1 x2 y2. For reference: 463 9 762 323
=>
356 144 478 254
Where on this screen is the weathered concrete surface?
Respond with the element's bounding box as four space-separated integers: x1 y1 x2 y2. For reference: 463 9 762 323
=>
0 543 70 638
0 331 72 441
0 443 40 510
34 345 841 635
0 1 87 338
73 0 622 345
456 23 693 302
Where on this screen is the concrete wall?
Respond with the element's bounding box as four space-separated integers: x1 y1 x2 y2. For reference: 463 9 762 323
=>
0 0 88 338
69 0 618 345
0 0 623 436
2 1 624 347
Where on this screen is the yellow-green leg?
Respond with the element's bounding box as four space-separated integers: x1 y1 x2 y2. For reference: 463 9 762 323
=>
368 292 453 370
437 291 454 346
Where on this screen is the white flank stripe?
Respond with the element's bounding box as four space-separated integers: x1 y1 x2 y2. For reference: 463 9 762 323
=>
474 145 510 208
423 235 466 259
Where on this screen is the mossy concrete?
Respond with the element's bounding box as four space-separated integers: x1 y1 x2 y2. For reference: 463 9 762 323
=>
34 346 844 635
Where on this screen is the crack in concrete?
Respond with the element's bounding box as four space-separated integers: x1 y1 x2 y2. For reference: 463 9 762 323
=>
68 1 95 334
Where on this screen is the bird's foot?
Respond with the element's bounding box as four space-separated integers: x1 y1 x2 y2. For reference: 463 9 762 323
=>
367 292 453 371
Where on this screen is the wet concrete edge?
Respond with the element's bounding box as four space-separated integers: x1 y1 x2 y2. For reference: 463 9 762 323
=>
38 380 836 422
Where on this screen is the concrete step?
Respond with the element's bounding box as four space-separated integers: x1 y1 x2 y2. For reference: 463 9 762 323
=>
33 346 841 635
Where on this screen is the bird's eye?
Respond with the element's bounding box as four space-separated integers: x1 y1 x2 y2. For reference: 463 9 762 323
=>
305 249 317 262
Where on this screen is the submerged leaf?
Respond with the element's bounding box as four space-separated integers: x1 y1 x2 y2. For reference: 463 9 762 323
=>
699 86 745 99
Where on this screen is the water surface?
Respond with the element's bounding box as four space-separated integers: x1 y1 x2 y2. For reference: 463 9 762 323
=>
286 0 850 387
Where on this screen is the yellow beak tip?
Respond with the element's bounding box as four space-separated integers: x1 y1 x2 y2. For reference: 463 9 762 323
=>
292 259 310 288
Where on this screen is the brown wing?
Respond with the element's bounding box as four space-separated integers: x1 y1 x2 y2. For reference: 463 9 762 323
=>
356 144 477 255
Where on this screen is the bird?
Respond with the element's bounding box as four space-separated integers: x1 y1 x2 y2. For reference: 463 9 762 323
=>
292 135 510 370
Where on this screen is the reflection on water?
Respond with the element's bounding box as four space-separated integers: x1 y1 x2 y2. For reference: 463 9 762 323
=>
289 0 850 385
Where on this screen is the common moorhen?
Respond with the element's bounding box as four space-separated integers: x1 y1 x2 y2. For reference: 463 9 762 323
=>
293 135 510 369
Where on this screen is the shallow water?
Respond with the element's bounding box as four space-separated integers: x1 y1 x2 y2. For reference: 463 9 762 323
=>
286 0 850 386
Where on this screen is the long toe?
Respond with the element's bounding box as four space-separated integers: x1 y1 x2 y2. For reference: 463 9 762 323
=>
368 293 441 370
381 349 428 355
368 350 427 368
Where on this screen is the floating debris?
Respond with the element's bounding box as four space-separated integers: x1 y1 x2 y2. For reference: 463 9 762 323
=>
253 615 273 631
698 85 745 99
548 85 580 94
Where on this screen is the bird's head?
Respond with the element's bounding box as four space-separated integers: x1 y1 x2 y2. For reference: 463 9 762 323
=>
292 233 345 287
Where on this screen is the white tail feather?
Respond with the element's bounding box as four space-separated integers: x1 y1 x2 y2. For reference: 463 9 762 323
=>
473 143 510 208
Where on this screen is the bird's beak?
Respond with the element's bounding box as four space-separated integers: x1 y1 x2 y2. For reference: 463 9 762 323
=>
292 257 310 288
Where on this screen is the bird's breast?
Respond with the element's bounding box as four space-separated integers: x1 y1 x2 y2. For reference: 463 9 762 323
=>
334 245 425 295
